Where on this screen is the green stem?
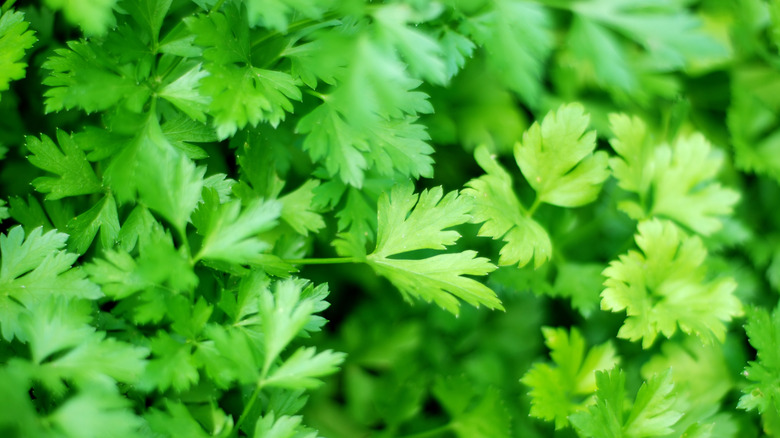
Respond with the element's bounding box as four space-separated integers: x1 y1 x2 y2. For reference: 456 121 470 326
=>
233 382 264 435
284 257 358 265
209 0 227 14
527 197 542 217
397 424 452 438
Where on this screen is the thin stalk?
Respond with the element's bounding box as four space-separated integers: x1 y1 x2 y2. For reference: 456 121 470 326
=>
233 381 264 434
284 257 358 265
527 197 542 217
209 0 227 15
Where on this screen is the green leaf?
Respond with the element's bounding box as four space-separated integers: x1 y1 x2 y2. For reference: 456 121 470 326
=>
244 0 328 31
297 102 368 187
0 9 37 95
253 413 314 438
126 117 206 235
552 263 605 317
65 194 120 254
265 346 345 389
49 386 145 438
353 184 501 315
649 134 740 236
42 40 150 113
0 226 101 341
601 219 742 348
463 145 552 268
140 331 200 392
87 225 197 299
121 0 173 42
158 62 210 122
433 378 511 438
514 103 609 208
464 0 552 106
570 0 725 70
739 305 780 435
146 401 212 438
204 64 301 139
609 114 740 235
521 327 619 429
373 4 447 85
438 28 475 80
187 7 302 138
571 368 684 438
193 188 281 266
260 278 320 373
43 0 118 36
26 129 102 200
280 180 326 236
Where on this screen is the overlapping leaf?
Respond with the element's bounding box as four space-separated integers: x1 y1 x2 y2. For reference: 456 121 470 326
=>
601 219 742 348
344 184 501 315
522 327 619 429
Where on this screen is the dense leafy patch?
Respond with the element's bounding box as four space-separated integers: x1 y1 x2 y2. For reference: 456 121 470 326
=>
0 0 778 437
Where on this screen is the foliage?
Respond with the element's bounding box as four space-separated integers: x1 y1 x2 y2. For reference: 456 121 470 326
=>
0 0 779 437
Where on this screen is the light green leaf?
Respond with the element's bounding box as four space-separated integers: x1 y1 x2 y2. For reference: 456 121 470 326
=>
43 0 117 36
609 114 739 235
521 327 619 429
571 368 683 438
265 346 345 389
739 304 780 435
355 184 501 315
0 226 101 341
158 63 211 122
0 9 37 95
280 180 326 235
601 219 742 348
515 103 609 207
373 4 447 85
193 189 281 266
49 386 145 438
463 145 552 268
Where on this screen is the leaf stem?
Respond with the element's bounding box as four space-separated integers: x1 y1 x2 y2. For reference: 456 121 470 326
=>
527 197 542 217
234 381 264 434
209 0 227 15
284 257 357 265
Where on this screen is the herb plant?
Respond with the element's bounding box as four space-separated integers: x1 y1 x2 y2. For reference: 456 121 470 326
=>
1 0 779 437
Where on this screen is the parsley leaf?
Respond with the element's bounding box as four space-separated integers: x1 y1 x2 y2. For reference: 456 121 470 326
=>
280 180 326 236
515 103 609 208
65 193 120 254
0 226 101 341
192 188 281 267
739 305 780 435
42 40 150 113
186 6 302 138
601 219 742 348
463 0 552 106
42 0 117 36
609 113 740 235
0 9 37 96
352 184 501 315
463 145 551 268
433 379 511 438
521 327 619 429
26 130 102 200
570 368 684 438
